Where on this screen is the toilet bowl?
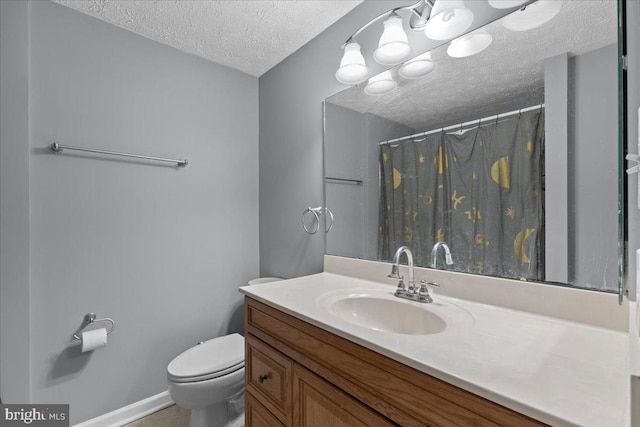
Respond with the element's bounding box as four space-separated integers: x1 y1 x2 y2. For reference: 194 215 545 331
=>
167 277 282 427
168 333 245 427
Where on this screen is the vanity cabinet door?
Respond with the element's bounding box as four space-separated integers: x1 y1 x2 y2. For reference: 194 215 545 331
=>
246 392 286 427
293 364 396 427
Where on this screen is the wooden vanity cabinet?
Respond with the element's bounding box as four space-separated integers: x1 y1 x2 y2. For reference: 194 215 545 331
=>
244 297 546 427
246 333 391 427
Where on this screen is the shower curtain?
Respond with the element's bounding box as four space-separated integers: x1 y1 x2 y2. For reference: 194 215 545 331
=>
378 109 545 281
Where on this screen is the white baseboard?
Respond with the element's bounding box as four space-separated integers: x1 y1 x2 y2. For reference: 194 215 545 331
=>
73 391 174 427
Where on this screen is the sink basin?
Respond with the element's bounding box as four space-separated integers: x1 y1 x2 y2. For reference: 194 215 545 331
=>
329 296 446 334
317 289 473 335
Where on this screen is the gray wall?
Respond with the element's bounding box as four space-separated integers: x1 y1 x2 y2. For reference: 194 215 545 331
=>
324 104 413 260
1 1 259 423
545 45 619 291
258 1 410 279
569 45 619 290
325 104 367 259
544 53 570 284
0 0 32 403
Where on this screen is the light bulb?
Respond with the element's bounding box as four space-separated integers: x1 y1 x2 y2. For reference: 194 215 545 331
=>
425 0 474 41
365 70 397 96
447 28 492 58
399 52 436 79
335 41 369 85
502 1 562 32
373 14 412 65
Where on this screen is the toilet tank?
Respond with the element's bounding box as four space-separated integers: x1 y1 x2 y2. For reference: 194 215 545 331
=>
247 277 282 286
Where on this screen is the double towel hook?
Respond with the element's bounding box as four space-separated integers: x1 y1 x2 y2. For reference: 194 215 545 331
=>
302 206 334 234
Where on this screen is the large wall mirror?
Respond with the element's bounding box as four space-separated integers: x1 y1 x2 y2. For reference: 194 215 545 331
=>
324 0 624 293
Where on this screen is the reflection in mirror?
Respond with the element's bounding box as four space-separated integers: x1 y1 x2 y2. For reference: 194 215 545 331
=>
324 0 620 291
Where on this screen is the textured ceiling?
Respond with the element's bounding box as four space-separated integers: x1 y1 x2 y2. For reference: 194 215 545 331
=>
52 0 363 77
327 0 618 132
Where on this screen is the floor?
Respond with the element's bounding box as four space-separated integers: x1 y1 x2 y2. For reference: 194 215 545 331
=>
122 404 190 427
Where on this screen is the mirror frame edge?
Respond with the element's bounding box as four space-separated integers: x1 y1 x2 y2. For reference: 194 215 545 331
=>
619 0 629 304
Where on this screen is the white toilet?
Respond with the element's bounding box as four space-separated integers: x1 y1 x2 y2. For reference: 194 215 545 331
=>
167 278 282 427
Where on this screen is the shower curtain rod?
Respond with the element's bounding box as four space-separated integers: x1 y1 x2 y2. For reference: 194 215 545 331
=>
379 103 545 146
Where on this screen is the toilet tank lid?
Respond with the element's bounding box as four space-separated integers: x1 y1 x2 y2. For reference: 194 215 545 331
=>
248 277 282 286
168 333 244 380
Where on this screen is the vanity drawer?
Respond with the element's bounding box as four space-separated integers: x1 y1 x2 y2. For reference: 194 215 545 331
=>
246 334 293 426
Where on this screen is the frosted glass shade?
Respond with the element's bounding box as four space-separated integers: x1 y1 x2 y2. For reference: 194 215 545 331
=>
447 28 493 58
373 15 412 65
487 0 529 9
365 71 397 96
425 0 474 41
502 1 562 32
335 41 369 85
399 52 435 79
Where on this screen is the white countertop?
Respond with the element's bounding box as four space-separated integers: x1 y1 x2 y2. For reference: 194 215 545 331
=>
240 272 629 427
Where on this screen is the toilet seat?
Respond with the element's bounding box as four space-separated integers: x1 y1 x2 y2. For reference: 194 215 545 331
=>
168 333 244 384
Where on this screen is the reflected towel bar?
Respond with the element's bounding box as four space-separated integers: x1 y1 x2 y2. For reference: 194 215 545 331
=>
325 177 363 185
49 142 188 167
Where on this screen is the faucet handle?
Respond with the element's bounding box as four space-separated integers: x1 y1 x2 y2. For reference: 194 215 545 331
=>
418 281 434 303
394 278 407 297
420 279 440 288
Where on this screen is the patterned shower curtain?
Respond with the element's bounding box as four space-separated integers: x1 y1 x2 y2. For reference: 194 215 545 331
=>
378 109 545 281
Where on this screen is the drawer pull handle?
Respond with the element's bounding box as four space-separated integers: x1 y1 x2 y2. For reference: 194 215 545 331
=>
258 374 270 383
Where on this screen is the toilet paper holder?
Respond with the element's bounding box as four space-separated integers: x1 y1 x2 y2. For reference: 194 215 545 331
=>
72 313 115 340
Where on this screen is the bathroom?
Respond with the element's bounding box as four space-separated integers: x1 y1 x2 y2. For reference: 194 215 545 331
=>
0 0 639 426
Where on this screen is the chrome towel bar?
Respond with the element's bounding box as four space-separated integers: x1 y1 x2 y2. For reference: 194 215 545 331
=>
49 142 188 167
325 177 363 185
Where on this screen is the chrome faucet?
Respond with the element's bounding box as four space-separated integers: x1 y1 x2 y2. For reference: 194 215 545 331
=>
388 245 415 292
388 246 437 303
431 241 453 269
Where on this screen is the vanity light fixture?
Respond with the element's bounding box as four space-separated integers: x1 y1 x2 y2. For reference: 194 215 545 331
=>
336 0 474 85
364 70 397 96
373 14 412 65
447 28 493 58
502 0 562 32
335 41 369 85
399 52 435 79
424 0 474 41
